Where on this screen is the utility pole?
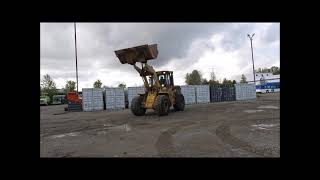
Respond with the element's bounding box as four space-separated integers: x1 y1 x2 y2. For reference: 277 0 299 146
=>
74 23 79 93
247 33 256 85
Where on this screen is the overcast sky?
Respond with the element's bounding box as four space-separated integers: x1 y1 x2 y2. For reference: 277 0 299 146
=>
40 23 280 89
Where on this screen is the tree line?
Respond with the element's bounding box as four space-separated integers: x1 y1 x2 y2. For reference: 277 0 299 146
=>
40 74 126 103
185 66 280 86
256 66 280 75
185 70 247 85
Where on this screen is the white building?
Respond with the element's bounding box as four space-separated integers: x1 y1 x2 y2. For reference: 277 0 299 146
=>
255 72 278 80
255 73 280 84
255 73 280 93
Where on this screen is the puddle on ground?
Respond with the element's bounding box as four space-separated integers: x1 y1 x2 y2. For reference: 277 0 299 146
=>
100 124 131 132
244 110 264 113
97 131 107 135
251 123 279 130
50 132 79 139
257 105 279 109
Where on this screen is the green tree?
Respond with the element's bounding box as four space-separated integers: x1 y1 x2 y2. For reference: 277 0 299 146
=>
257 68 262 73
240 74 247 83
222 78 227 84
41 74 58 103
270 66 280 75
118 83 126 88
185 70 202 85
94 79 102 88
232 80 237 84
202 78 209 85
208 70 220 85
209 79 220 85
210 71 216 82
65 80 76 93
257 66 280 75
222 78 233 85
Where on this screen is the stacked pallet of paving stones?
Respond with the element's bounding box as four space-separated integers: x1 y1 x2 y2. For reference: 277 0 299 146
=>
210 85 223 102
124 88 128 108
82 88 104 112
195 85 210 103
180 85 196 105
127 87 145 108
221 85 236 101
235 83 256 100
105 88 125 110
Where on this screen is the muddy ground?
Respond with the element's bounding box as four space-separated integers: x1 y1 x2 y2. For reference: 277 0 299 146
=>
40 93 280 157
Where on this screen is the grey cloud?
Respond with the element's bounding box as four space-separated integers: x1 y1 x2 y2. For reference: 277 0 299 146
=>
263 23 280 43
41 23 256 70
41 23 279 88
220 23 270 52
82 23 227 67
41 23 76 60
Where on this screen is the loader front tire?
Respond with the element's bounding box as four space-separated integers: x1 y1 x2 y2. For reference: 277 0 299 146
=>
154 95 170 116
174 94 185 111
131 96 146 116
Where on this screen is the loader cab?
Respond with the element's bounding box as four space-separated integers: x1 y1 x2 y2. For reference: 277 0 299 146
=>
157 71 174 87
147 71 174 87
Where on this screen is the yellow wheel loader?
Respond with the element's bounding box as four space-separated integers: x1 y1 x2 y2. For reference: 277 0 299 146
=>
115 44 185 116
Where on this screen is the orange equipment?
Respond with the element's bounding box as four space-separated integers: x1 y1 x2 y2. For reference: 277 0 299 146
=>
67 92 82 104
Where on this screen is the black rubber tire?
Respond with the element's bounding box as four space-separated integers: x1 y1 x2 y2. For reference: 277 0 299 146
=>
154 95 170 116
174 94 185 111
131 96 146 116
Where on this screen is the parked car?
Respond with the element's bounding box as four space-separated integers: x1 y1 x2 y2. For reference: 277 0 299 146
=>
52 95 67 105
40 96 50 106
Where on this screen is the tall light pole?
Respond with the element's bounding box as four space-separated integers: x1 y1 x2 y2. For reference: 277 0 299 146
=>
247 33 256 85
74 23 79 93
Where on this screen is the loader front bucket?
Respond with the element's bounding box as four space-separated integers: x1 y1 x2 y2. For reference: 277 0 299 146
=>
114 44 158 65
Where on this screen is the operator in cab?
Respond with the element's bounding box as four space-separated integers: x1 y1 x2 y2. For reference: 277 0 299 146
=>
160 76 166 86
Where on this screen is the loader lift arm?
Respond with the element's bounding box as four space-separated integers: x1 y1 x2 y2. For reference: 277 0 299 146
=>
133 63 161 89
114 44 161 90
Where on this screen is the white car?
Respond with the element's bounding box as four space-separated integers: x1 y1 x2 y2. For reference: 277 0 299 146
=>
40 96 49 106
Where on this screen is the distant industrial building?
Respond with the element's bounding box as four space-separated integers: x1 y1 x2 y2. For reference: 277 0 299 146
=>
255 73 280 93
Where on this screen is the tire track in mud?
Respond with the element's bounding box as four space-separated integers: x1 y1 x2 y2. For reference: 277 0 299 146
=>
41 123 116 138
215 122 275 157
155 121 197 157
154 107 261 157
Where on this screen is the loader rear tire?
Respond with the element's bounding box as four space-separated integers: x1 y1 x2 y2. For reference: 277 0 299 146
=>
131 96 146 116
154 95 170 116
174 94 185 111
